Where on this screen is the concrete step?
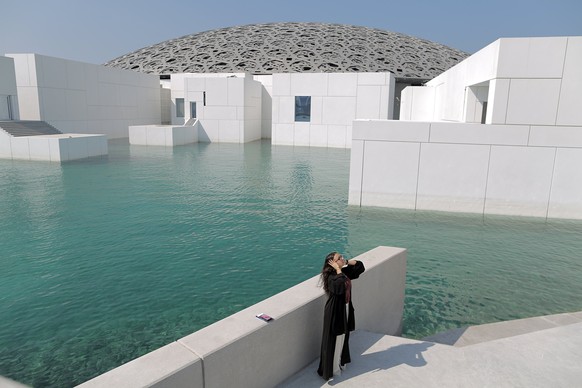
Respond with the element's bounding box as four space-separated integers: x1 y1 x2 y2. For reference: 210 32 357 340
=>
0 120 62 137
422 311 582 347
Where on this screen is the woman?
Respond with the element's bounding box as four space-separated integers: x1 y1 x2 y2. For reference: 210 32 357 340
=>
317 251 365 380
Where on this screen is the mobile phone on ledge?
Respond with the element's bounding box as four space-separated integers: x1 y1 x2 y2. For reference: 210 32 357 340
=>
256 313 273 322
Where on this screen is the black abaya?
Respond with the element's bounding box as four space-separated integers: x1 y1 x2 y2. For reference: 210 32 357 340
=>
317 261 365 380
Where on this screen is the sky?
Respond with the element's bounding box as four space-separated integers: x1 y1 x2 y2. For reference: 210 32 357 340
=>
1 0 582 65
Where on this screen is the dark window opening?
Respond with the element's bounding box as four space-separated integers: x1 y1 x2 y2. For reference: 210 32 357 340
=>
190 102 197 119
176 98 184 118
481 101 488 124
295 96 311 122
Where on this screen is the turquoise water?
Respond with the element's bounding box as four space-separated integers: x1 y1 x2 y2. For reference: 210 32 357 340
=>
1 139 582 387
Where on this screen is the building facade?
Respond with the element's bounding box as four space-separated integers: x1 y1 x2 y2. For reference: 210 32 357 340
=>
349 36 582 219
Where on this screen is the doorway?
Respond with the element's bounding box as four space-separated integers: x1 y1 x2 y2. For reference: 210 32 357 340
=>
190 102 197 119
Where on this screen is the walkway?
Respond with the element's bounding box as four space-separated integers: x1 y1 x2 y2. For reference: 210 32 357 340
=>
280 312 582 387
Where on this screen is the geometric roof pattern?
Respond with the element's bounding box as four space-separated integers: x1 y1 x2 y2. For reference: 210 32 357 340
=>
104 22 469 79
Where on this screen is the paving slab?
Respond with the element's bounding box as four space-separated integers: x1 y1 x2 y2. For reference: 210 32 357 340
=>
424 311 582 347
279 322 582 387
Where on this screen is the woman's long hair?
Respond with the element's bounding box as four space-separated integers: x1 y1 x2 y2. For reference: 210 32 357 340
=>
319 251 338 296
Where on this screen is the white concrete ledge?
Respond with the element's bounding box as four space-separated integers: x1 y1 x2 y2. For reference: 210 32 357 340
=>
429 122 529 146
77 246 407 388
350 120 582 219
77 342 203 388
0 132 107 162
129 123 198 146
0 376 29 388
528 125 582 148
353 120 430 142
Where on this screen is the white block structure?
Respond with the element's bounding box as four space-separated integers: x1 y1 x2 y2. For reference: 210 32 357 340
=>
129 123 199 146
271 72 394 148
1 55 108 162
0 132 107 162
0 56 19 120
253 74 273 139
170 73 262 143
6 53 161 139
400 36 582 125
350 36 582 220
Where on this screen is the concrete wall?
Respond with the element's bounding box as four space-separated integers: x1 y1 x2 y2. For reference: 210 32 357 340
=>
7 54 161 139
401 36 582 127
349 120 582 219
380 36 582 219
271 72 394 148
0 56 19 120
170 73 246 126
160 85 171 125
171 73 262 143
129 123 198 146
77 246 407 388
253 74 273 139
0 132 107 162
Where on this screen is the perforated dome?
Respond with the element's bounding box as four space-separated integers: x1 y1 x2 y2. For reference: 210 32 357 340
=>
104 22 468 79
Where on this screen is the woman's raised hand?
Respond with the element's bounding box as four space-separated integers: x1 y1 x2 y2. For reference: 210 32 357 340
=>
328 259 343 274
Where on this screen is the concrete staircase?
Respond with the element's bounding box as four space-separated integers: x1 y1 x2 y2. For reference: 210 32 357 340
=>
0 120 62 137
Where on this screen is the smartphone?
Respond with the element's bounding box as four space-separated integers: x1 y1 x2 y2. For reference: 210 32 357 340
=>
256 313 273 322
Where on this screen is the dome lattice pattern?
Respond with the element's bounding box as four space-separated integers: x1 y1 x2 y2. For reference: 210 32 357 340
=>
104 22 468 79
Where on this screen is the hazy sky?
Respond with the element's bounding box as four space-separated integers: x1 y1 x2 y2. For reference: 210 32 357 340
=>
2 0 581 65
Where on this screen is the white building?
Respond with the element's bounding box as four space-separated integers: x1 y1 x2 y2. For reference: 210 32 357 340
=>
271 72 394 148
0 55 108 162
349 36 582 220
131 71 395 147
7 53 161 139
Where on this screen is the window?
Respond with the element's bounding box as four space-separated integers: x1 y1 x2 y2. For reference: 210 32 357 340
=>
0 95 13 120
480 101 488 124
295 96 311 122
190 102 197 119
176 98 185 118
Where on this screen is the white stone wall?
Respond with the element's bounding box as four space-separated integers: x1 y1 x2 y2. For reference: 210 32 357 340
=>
0 130 13 158
0 56 19 120
377 36 582 219
401 37 582 127
253 74 273 139
271 72 394 148
129 124 198 146
0 133 107 162
349 120 582 219
7 53 161 139
171 73 262 143
170 72 246 125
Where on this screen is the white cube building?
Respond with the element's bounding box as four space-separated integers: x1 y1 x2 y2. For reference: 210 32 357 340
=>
7 53 161 139
1 55 108 162
271 72 394 148
170 73 262 143
349 36 582 220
